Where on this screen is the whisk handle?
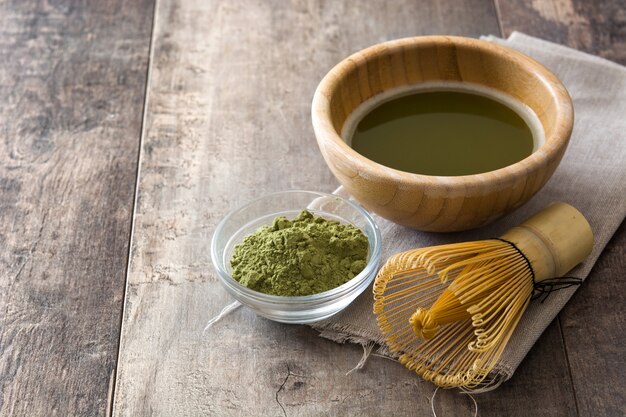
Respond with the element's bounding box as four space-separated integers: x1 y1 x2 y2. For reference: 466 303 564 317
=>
500 202 593 281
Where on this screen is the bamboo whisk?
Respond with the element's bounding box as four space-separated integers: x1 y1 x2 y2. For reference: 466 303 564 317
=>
373 203 593 390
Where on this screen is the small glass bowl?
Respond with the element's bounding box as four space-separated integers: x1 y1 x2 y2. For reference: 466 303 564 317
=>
211 190 382 324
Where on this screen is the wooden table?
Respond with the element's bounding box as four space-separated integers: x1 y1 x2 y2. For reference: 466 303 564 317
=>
1 1 624 416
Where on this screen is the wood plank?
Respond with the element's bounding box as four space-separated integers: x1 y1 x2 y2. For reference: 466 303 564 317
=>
560 224 626 417
0 1 154 416
496 0 626 415
495 0 626 64
113 1 581 415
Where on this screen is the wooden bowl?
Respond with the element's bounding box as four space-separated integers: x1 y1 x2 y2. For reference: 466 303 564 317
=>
312 36 573 232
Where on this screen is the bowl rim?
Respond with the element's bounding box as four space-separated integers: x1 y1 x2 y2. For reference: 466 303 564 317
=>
210 189 382 304
311 35 574 189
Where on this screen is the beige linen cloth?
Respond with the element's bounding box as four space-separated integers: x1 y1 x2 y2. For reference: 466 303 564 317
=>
311 32 626 383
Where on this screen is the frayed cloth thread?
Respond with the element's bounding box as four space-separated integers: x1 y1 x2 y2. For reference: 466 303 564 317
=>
346 342 375 375
203 301 242 333
431 387 478 417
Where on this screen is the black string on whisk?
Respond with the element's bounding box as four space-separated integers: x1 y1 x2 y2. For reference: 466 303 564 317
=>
493 238 583 303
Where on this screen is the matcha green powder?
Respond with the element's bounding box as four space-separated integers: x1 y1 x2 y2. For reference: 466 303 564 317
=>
230 210 369 296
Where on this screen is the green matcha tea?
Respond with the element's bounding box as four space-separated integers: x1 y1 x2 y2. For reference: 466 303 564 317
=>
230 210 368 296
347 86 541 176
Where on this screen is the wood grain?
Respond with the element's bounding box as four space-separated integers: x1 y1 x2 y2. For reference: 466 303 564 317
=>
112 0 580 415
495 0 626 65
0 1 153 415
559 223 626 417
496 1 626 415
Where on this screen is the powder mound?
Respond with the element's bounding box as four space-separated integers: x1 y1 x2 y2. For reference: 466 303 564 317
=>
230 210 369 296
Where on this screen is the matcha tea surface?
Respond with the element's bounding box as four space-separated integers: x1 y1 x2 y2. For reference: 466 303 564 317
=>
350 90 535 176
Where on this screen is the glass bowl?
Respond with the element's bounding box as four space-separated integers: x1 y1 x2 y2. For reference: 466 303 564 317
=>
211 190 382 324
